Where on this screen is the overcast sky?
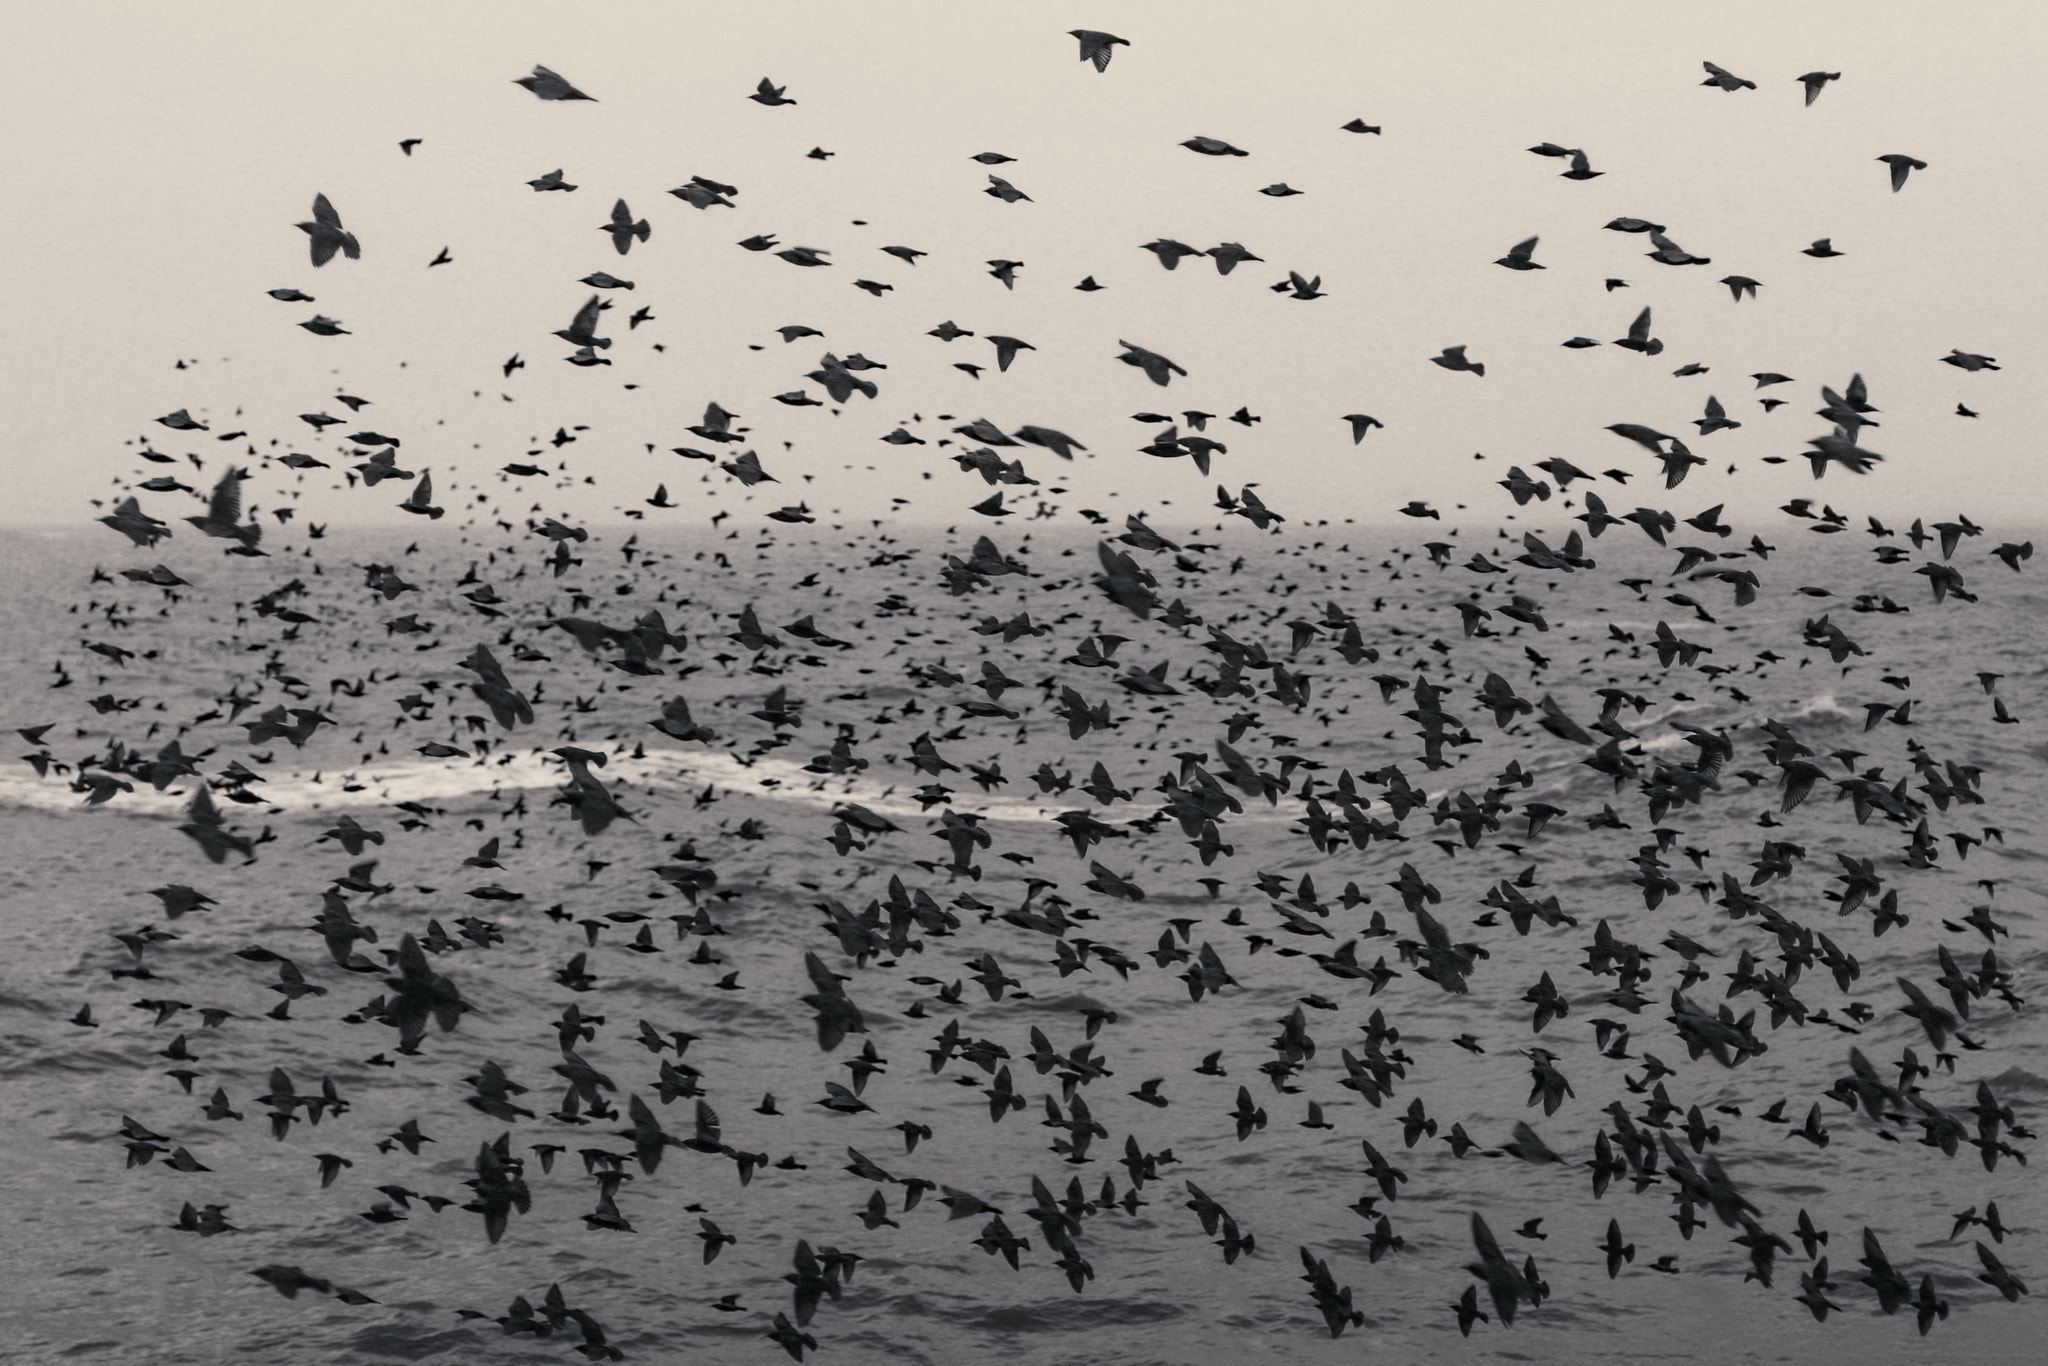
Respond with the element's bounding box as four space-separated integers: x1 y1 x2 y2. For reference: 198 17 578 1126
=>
5 0 2043 535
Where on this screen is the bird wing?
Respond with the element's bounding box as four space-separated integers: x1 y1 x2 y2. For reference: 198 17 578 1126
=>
804 951 846 998
208 469 243 525
1414 905 1453 951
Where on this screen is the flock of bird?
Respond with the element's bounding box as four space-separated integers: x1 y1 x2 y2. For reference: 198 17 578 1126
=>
37 28 2040 1362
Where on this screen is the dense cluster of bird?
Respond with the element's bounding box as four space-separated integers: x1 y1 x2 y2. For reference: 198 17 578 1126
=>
37 29 2038 1362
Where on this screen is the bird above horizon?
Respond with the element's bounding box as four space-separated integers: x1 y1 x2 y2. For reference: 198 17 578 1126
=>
1071 30 1129 71
1878 154 1928 192
296 195 358 267
1701 60 1756 91
513 65 594 100
1799 71 1841 104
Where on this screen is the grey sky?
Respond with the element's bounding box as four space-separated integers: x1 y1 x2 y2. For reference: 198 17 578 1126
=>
5 0 2042 534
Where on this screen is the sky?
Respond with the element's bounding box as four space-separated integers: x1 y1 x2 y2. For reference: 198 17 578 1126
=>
4 0 2044 535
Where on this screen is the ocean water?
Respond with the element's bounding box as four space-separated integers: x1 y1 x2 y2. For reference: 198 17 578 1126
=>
0 516 2043 1364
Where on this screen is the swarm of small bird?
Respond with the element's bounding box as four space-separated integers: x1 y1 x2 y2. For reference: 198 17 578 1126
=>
41 26 2040 1365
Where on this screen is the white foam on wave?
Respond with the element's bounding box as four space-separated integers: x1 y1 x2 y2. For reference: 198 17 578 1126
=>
1 743 1617 831
0 747 1121 825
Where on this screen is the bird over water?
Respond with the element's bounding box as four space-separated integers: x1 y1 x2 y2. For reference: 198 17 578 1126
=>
10 18 2043 1366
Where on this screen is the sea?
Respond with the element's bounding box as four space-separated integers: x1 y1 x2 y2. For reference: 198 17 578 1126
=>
0 515 2042 1364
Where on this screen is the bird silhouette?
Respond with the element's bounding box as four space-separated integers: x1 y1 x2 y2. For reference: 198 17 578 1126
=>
1071 30 1129 71
514 65 594 100
295 194 359 266
601 200 650 255
1878 154 1928 192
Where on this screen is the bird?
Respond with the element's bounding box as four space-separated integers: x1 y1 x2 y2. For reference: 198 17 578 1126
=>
601 200 650 255
1613 308 1662 355
1117 341 1187 387
1070 30 1129 71
1645 231 1710 265
1695 396 1741 434
1798 71 1841 104
1528 143 1600 178
1496 236 1543 270
1701 61 1756 91
1976 1243 2028 1302
100 497 170 547
1878 154 1928 192
184 468 261 550
1142 239 1204 270
1599 1220 1635 1278
1343 414 1383 444
1208 242 1263 275
988 336 1034 371
750 78 795 106
1430 345 1484 376
295 195 359 267
514 65 594 100
1274 272 1325 300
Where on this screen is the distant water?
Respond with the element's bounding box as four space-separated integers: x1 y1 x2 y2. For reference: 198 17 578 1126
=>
1 521 2043 1364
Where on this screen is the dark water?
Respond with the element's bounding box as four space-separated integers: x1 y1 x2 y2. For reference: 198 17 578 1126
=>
1 519 2043 1363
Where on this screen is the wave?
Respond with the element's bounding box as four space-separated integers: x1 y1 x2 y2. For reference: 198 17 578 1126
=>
0 747 1112 824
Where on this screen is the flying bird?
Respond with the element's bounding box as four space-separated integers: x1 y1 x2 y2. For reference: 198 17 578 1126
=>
1528 143 1600 178
1343 414 1383 443
1070 30 1128 71
1431 345 1484 376
296 195 359 267
1799 71 1841 104
1878 154 1928 192
601 201 650 255
1701 61 1756 91
514 65 594 100
1117 341 1188 387
1496 236 1543 270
